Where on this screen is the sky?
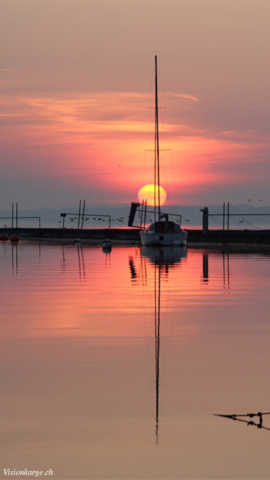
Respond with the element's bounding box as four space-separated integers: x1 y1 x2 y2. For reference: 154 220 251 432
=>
1 0 270 212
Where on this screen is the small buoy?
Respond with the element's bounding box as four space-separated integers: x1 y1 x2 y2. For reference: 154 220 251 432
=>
10 234 19 242
0 233 9 241
102 238 112 251
102 238 111 246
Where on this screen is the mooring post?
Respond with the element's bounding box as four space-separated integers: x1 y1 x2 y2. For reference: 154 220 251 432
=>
60 213 66 229
200 207 209 235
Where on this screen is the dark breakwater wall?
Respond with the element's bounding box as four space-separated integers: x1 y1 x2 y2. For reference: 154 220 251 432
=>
0 227 141 242
187 229 270 246
2 227 270 246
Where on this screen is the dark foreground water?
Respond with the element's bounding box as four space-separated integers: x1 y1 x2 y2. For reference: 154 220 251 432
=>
1 242 270 479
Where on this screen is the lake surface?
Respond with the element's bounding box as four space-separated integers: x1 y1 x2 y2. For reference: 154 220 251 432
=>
1 242 270 479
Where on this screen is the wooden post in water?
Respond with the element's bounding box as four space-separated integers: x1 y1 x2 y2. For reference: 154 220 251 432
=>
201 207 208 235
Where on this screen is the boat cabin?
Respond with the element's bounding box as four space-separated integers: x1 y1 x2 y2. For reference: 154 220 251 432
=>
148 220 181 233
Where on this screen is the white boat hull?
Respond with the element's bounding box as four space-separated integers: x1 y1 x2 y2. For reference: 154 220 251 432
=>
140 230 187 247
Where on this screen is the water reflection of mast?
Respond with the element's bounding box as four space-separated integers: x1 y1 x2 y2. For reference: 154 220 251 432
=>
154 262 161 444
142 246 187 445
129 246 187 444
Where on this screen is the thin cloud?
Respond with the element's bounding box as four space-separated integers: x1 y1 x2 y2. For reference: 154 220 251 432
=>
0 113 28 117
168 93 200 102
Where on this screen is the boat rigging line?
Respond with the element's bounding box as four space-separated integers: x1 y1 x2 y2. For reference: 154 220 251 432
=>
214 411 270 430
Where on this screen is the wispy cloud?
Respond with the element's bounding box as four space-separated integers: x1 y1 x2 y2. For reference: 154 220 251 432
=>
0 113 28 117
169 93 200 102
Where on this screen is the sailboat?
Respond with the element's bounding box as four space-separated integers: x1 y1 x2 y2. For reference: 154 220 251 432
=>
129 56 188 247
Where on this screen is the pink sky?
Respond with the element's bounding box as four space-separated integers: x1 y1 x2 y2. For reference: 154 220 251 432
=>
1 0 270 210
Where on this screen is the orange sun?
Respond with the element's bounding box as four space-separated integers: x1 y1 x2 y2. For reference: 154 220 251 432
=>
138 184 167 206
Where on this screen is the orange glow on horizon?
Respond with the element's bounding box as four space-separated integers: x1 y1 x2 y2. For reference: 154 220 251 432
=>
1 90 270 206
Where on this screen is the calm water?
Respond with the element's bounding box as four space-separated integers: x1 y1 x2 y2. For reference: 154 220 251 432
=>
1 242 270 479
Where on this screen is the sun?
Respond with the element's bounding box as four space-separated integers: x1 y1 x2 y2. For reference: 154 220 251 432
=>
138 184 167 206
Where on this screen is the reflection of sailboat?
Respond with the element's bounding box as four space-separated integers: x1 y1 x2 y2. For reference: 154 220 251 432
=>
141 246 187 268
129 247 185 443
129 56 187 247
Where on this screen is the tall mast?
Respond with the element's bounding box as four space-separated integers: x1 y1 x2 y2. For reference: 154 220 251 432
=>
154 55 161 221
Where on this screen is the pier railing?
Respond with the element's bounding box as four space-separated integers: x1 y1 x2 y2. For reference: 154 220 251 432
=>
201 203 270 234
